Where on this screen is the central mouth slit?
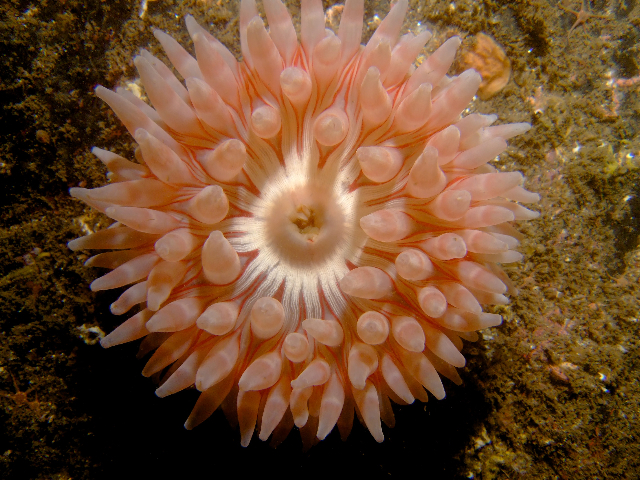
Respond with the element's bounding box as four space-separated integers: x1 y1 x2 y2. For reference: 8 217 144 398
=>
253 178 357 270
290 204 322 242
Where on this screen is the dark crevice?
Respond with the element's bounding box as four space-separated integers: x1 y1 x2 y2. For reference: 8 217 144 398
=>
610 189 640 273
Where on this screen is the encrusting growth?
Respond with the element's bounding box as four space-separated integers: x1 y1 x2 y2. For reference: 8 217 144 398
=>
68 0 539 447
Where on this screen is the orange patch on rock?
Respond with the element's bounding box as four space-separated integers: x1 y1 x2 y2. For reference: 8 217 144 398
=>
460 33 511 100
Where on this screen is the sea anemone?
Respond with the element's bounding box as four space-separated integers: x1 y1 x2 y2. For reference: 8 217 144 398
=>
68 0 539 446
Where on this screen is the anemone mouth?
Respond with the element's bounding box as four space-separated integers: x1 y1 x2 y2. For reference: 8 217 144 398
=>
234 166 363 323
255 175 358 269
